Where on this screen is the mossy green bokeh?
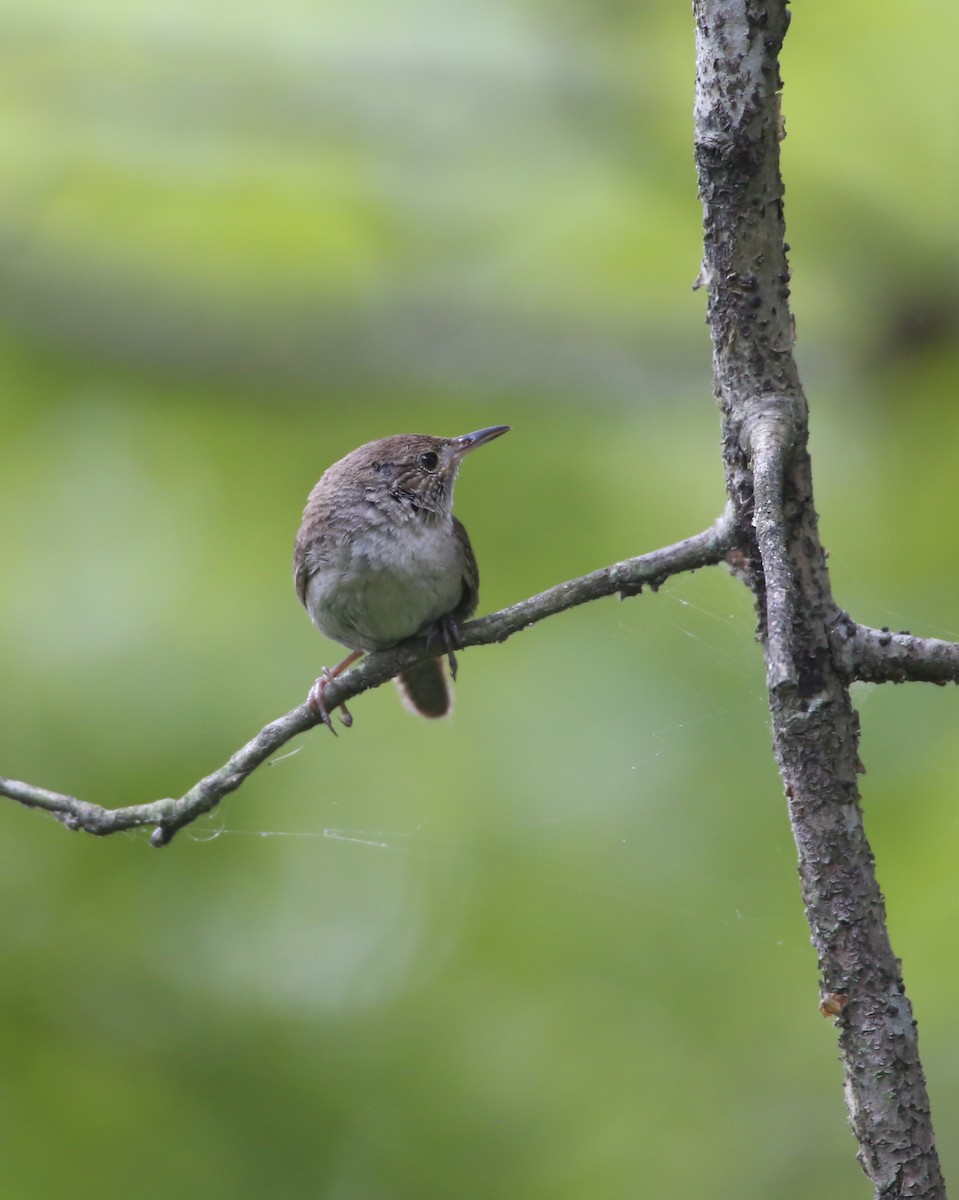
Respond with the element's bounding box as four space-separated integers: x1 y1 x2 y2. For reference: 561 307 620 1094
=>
1 2 957 1196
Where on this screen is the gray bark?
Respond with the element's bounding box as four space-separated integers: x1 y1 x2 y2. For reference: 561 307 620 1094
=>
693 2 945 1195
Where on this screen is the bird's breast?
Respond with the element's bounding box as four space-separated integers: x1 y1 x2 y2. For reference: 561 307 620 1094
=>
304 518 466 651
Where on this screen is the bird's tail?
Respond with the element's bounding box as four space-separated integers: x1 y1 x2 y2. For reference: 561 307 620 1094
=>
395 659 452 718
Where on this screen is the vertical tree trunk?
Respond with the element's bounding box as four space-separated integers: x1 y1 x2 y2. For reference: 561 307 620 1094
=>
691 2 946 1195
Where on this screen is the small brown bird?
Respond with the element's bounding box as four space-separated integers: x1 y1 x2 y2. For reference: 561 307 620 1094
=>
293 426 510 728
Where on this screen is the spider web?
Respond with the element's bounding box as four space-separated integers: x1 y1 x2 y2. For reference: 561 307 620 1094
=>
181 577 817 958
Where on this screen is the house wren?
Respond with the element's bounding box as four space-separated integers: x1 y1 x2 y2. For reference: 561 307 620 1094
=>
293 425 510 728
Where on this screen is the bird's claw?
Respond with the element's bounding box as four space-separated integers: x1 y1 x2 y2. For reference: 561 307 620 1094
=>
429 617 464 681
308 667 353 735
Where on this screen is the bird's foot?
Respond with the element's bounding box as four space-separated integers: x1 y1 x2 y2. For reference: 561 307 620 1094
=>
307 661 357 735
430 617 465 682
307 668 338 735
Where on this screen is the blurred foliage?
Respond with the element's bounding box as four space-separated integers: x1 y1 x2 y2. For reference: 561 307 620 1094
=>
1 1 958 1197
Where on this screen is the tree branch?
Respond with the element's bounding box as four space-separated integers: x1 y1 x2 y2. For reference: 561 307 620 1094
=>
694 1 946 1195
742 407 799 692
0 514 734 847
831 617 959 685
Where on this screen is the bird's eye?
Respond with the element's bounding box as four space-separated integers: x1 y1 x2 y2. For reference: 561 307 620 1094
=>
418 451 439 471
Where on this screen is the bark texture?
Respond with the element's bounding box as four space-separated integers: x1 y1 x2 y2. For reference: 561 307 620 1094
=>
693 2 945 1195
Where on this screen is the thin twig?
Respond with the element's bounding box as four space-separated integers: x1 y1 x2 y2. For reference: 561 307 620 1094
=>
0 513 735 847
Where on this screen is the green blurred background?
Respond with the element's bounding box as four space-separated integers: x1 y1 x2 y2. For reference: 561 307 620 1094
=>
2 1 958 1196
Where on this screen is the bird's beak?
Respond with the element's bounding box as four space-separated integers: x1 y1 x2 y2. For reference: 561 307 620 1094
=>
452 425 511 457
